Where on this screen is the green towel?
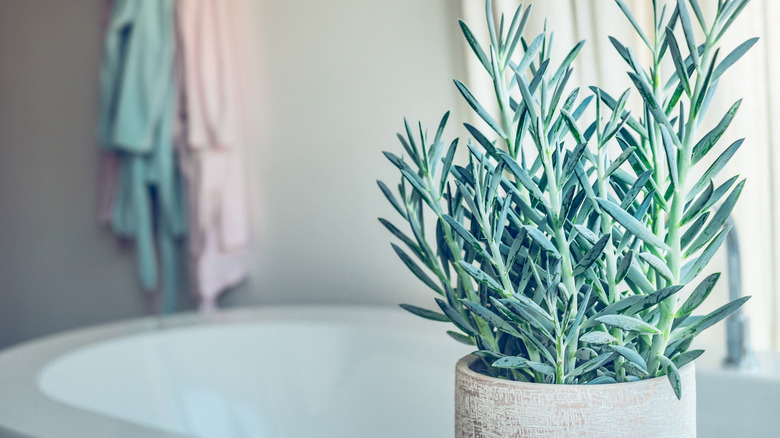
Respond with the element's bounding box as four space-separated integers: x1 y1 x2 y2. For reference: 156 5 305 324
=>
98 0 186 313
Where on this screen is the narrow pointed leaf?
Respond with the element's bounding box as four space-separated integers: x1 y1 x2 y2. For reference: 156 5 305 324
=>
379 218 420 256
681 211 710 250
440 139 459 195
571 352 617 376
524 225 560 257
686 180 744 256
503 3 533 68
574 235 610 275
675 296 750 340
564 286 593 346
454 79 507 138
689 139 744 200
458 261 503 292
660 126 679 190
682 181 713 225
693 49 719 115
459 20 491 72
665 27 691 95
678 0 700 68
392 244 443 294
677 273 721 318
658 354 683 399
493 356 555 375
597 198 669 250
443 214 492 261
609 345 648 375
713 38 758 82
435 298 477 336
596 314 662 334
580 331 617 345
680 226 730 283
673 349 704 369
498 151 546 202
628 72 680 148
639 252 675 283
399 304 449 322
615 0 652 49
462 299 520 336
447 330 475 346
605 147 635 177
692 100 742 165
377 181 405 216
615 250 634 283
626 285 685 315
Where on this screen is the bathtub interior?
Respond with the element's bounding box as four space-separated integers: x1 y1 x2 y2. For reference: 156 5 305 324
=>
38 316 471 438
28 308 780 438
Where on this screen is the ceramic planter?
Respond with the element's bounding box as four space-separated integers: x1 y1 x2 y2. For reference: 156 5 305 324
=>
455 355 696 438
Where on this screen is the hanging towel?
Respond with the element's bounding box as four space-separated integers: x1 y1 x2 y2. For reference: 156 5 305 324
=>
175 0 250 312
97 0 186 313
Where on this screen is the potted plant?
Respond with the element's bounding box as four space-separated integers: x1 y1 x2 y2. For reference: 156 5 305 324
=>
378 0 754 436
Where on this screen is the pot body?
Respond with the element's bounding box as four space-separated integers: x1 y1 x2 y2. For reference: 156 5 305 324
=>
455 355 696 438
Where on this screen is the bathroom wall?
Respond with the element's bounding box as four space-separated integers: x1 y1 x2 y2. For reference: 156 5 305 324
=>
0 0 465 348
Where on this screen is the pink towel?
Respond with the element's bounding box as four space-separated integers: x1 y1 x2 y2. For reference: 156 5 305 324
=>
175 0 250 311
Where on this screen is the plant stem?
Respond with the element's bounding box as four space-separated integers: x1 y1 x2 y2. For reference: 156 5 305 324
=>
539 133 578 373
647 34 715 375
423 169 499 350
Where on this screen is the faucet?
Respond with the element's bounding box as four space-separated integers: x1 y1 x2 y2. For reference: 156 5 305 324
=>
723 215 756 369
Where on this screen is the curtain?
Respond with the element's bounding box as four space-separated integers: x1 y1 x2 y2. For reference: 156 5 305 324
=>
459 0 779 351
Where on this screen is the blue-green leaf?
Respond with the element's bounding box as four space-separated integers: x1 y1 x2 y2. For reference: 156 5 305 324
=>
680 226 730 283
657 354 682 399
609 345 648 375
676 273 720 318
392 244 443 294
682 181 713 225
665 27 691 96
580 331 617 345
503 3 533 68
660 126 679 190
691 100 742 165
596 314 662 334
524 225 560 257
458 261 502 292
615 0 652 49
459 20 491 73
674 296 749 340
399 304 449 322
627 285 685 315
673 349 704 369
492 356 555 375
498 151 546 202
435 298 477 336
688 139 743 200
377 180 405 217
454 79 507 138
678 0 700 69
686 180 744 256
713 38 758 81
639 252 675 283
574 235 609 275
597 198 669 250
681 211 710 250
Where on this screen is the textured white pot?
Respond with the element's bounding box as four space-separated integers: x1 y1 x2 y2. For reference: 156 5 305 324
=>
455 355 696 438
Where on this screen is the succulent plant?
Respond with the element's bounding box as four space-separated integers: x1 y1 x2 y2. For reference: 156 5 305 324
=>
378 0 752 398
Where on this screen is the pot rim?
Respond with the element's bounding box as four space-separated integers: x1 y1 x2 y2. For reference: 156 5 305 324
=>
456 354 695 389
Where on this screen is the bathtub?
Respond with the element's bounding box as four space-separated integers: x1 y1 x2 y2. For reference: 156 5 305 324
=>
0 305 777 437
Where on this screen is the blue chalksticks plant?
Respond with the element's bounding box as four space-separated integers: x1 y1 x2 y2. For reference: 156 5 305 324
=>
378 0 752 399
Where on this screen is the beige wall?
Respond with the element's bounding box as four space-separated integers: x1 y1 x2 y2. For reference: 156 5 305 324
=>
0 0 465 348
